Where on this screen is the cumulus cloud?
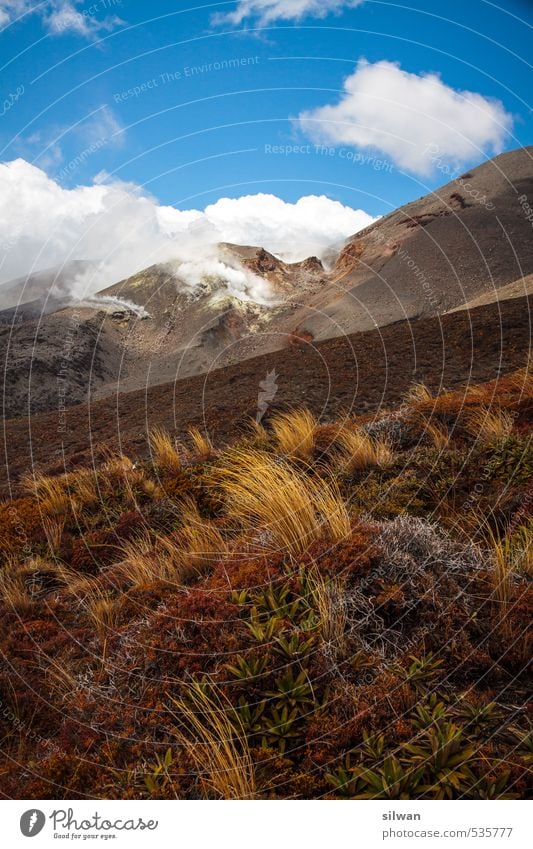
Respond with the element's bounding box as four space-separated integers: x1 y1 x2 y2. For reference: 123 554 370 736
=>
203 193 373 260
296 59 513 176
0 158 375 301
0 0 123 38
214 0 364 25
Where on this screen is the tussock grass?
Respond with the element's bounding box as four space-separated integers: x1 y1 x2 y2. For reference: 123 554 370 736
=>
42 515 65 554
84 591 122 642
187 427 215 463
174 500 227 574
247 418 269 445
0 562 34 612
466 406 514 444
482 525 514 613
405 382 434 405
22 472 70 517
511 523 533 577
214 449 350 555
270 408 317 460
44 654 81 702
498 356 533 402
149 427 182 473
118 505 225 587
101 452 135 478
67 469 99 511
420 417 451 450
118 533 175 586
307 566 346 655
171 681 255 799
335 427 394 473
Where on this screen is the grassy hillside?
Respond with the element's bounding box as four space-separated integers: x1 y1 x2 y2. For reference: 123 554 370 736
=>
0 366 531 799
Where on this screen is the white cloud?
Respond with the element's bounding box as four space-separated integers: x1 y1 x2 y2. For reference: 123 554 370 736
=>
296 59 513 176
0 1 123 38
215 0 364 25
204 193 372 259
0 158 375 300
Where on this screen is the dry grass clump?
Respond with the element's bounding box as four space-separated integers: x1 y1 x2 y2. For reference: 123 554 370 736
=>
173 501 227 573
418 416 451 450
307 566 347 656
502 362 533 401
118 502 225 587
465 406 514 444
21 472 71 517
149 427 182 473
405 382 434 405
171 681 255 799
84 590 123 643
214 448 350 555
118 533 178 586
270 408 317 460
0 561 34 612
511 523 533 577
66 468 99 511
42 515 65 554
247 418 269 445
335 426 394 473
187 427 215 463
476 519 532 608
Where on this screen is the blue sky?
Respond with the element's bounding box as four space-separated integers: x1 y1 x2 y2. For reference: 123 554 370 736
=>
0 0 531 287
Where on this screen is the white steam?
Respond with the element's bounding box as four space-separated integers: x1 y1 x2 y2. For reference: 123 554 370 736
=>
0 159 375 304
77 295 151 318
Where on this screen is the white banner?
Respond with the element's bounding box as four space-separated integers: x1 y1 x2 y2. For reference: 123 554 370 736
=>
2 800 531 848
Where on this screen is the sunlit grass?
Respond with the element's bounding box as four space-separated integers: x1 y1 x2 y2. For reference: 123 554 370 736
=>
270 408 317 461
171 680 256 799
214 448 350 555
334 426 394 473
149 427 182 473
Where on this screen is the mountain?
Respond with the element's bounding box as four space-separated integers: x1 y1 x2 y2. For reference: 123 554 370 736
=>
0 261 93 320
0 145 531 418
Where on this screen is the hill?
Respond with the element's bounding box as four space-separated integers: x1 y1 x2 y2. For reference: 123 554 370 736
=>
0 360 531 799
0 146 531 418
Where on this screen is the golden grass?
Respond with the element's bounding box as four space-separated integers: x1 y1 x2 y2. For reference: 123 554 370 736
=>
118 533 175 586
149 427 182 473
0 562 34 613
118 504 225 587
214 448 350 555
248 418 269 444
511 523 533 577
42 515 65 554
174 501 227 574
499 362 533 402
68 469 99 511
44 653 82 702
405 382 434 404
478 525 516 632
334 427 394 473
420 417 451 450
21 472 70 517
84 591 122 642
270 408 317 460
465 406 514 443
187 427 215 462
473 514 527 616
171 680 255 799
306 566 346 655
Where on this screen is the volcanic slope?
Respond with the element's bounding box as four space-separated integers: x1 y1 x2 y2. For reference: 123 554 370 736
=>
0 146 531 417
1 291 530 499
